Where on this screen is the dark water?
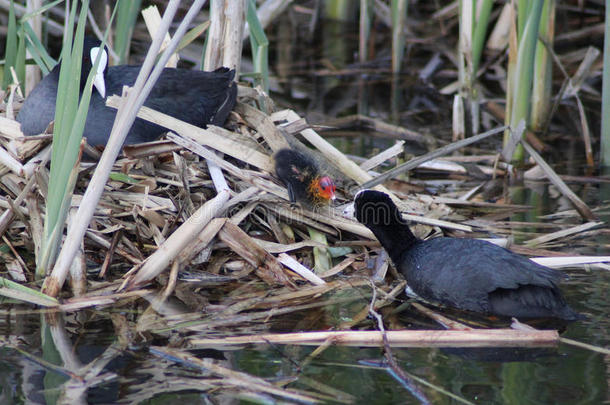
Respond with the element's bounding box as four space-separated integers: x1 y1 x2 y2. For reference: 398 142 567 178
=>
0 267 608 405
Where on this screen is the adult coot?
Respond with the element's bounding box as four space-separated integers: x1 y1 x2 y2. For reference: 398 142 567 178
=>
274 148 336 206
17 37 237 146
350 190 582 320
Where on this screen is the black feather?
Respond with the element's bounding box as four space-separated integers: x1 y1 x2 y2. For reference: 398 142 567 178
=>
275 148 322 205
353 190 582 320
17 37 237 146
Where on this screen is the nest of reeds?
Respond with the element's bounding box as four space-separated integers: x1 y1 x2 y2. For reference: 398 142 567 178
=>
1 83 457 311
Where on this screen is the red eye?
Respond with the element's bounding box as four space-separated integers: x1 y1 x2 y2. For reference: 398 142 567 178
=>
320 178 333 190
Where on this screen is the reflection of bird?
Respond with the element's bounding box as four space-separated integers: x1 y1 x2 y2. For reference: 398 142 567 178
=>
18 37 237 146
274 148 336 206
350 190 582 320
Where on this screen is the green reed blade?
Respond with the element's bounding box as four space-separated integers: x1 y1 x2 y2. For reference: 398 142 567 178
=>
114 0 141 64
508 0 544 164
247 0 269 92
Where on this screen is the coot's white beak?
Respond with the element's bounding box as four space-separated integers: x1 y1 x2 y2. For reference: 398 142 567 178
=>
343 189 366 218
343 202 355 218
90 46 107 98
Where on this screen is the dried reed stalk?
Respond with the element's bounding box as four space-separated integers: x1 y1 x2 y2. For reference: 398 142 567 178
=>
218 221 295 287
106 97 273 172
191 329 559 348
124 189 230 289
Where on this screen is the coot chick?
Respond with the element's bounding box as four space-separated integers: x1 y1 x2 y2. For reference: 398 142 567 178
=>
274 148 336 206
351 190 581 320
17 37 237 146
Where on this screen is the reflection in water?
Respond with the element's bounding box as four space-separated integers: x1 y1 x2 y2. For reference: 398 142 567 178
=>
0 279 608 404
440 346 557 363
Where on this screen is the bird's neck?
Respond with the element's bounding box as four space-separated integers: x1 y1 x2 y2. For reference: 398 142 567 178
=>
79 64 91 93
48 64 62 81
369 220 419 263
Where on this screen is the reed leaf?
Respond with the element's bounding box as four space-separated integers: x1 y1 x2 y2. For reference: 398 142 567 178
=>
507 0 544 163
37 1 116 277
15 27 26 91
2 0 18 90
516 0 532 40
457 0 473 93
247 0 269 92
359 0 372 63
21 21 56 74
0 276 59 307
601 0 610 167
530 0 554 132
391 0 408 73
20 0 63 20
177 21 210 54
37 0 83 277
114 0 141 64
471 0 493 78
457 0 493 135
308 227 332 273
503 2 518 147
324 0 355 21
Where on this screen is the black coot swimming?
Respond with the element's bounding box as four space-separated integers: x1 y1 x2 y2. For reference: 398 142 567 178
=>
350 190 581 320
17 37 237 146
274 148 336 205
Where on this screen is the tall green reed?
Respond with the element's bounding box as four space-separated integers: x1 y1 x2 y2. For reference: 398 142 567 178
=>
2 0 22 91
530 0 554 133
391 0 408 73
37 1 115 277
114 0 142 64
601 0 610 168
247 0 269 93
505 0 543 164
458 0 493 135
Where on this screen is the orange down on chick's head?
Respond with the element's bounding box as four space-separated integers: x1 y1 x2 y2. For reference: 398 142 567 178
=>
309 175 336 203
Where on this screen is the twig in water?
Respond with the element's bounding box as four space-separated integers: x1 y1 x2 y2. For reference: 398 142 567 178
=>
367 280 431 405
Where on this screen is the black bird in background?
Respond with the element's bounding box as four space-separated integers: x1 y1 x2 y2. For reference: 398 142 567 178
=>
18 37 237 146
